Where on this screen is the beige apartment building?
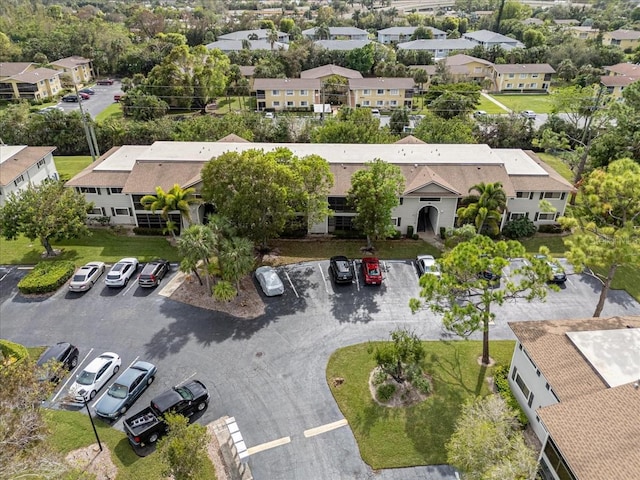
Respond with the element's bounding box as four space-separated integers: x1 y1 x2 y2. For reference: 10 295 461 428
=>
49 56 93 85
346 77 414 109
602 29 640 50
0 63 63 100
253 78 321 111
492 64 555 93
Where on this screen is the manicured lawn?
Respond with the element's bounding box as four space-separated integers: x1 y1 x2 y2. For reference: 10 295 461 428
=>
95 102 123 122
0 229 179 266
211 96 252 113
327 340 515 468
476 96 507 114
267 238 440 265
489 94 555 114
537 152 574 182
54 156 92 181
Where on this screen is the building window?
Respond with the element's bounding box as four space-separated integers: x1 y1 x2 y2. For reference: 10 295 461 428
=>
516 191 533 199
78 187 97 194
390 100 397 106
37 158 46 168
271 90 280 95
377 89 384 95
509 212 527 220
362 100 370 106
13 174 25 186
328 215 356 231
300 101 308 107
89 207 105 215
272 101 280 107
390 89 399 95
528 393 534 407
514 372 530 399
530 83 537 88
391 217 401 227
286 90 293 96
112 207 131 216
536 212 557 221
544 437 578 480
518 83 525 88
362 89 370 95
286 101 294 107
531 73 539 78
300 90 307 95
542 192 565 200
328 197 354 212
506 83 513 88
520 73 527 79
376 100 383 106
508 73 515 78
109 187 123 194
420 197 439 202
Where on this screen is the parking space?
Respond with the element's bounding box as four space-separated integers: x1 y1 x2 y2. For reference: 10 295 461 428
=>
55 80 122 118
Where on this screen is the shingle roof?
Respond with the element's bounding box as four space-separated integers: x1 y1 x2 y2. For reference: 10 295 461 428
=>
377 26 446 36
0 146 56 186
123 161 205 194
3 67 61 84
303 26 368 36
253 78 321 90
508 316 640 402
493 63 555 74
218 29 287 41
606 29 640 40
604 63 640 78
49 56 91 69
395 135 425 145
238 66 255 76
464 29 522 45
445 54 493 66
412 64 470 76
600 75 637 87
206 39 289 52
538 381 640 480
348 77 415 89
300 64 363 79
397 39 476 51
314 39 372 50
0 62 35 78
65 147 136 188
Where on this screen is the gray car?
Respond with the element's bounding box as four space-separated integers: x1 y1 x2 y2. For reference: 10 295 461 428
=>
255 266 284 296
95 360 157 419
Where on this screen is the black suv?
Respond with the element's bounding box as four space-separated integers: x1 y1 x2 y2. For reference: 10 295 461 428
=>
329 256 354 284
138 259 170 287
37 342 79 382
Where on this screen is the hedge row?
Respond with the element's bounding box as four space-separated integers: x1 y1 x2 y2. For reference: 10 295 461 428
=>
494 365 529 427
132 227 166 236
0 339 29 365
18 260 76 294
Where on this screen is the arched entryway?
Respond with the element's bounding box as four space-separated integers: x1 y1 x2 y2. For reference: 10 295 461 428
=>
417 206 439 234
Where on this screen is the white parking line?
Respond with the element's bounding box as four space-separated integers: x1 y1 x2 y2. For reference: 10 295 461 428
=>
318 263 330 294
284 271 299 298
303 419 348 438
121 279 137 296
92 355 139 408
245 436 291 456
52 348 94 403
383 261 392 286
0 268 12 282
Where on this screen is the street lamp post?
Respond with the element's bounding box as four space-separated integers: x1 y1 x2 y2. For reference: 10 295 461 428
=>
84 399 103 452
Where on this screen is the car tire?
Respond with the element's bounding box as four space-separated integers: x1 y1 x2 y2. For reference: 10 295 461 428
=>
70 356 78 368
124 277 129 286
120 406 127 415
148 376 154 385
90 390 96 400
197 401 207 411
113 365 120 375
149 433 158 443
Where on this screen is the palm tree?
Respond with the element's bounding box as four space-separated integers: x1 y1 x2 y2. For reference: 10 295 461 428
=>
177 225 217 292
219 236 255 291
315 24 331 41
456 182 507 236
241 39 251 50
140 184 200 238
267 28 279 51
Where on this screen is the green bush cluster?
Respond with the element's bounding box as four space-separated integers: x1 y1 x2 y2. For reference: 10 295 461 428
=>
0 339 29 364
18 260 75 294
493 365 528 427
537 223 566 234
333 230 366 239
501 218 537 239
376 383 396 402
133 227 166 236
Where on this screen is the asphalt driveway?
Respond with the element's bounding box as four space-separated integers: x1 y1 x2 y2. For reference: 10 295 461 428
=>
1 259 639 479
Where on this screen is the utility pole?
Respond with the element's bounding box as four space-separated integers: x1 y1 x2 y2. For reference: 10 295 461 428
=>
74 84 97 162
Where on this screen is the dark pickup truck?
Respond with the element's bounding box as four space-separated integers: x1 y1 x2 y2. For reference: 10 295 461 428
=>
123 380 209 447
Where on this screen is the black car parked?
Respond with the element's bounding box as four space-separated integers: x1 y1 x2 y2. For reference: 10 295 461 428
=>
37 342 79 382
138 259 170 287
329 256 354 284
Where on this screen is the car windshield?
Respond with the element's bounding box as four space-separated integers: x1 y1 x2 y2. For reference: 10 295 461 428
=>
73 274 88 282
76 370 96 385
175 386 193 400
112 264 125 272
368 266 380 275
108 383 129 399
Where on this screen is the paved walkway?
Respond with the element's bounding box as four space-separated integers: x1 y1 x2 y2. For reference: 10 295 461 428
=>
481 92 511 113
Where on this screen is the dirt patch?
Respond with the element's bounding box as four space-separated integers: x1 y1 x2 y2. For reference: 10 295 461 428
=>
169 274 265 319
368 367 431 408
206 423 230 480
65 444 118 480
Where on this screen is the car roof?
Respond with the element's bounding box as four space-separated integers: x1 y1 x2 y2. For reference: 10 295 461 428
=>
83 353 117 373
115 365 147 386
38 342 72 365
362 257 379 263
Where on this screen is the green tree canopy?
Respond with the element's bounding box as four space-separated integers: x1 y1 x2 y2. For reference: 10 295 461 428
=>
456 182 507 236
347 158 405 249
311 107 398 144
0 180 92 256
413 112 476 144
157 413 212 480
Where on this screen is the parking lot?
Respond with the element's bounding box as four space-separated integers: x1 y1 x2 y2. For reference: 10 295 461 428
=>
2 258 639 479
56 80 122 119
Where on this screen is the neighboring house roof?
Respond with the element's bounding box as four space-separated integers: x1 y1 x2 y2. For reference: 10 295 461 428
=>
522 18 543 25
302 26 368 36
49 56 91 69
605 29 640 40
65 146 148 188
506 150 573 192
445 53 493 66
377 26 446 37
238 65 255 77
464 29 523 46
348 77 415 89
253 78 322 90
218 29 287 41
314 39 371 50
206 39 289 52
394 135 425 144
300 64 363 79
2 67 61 84
217 133 250 143
554 18 580 25
412 64 470 76
600 75 637 87
492 63 556 74
604 62 640 78
0 146 56 186
397 39 476 51
570 26 598 32
0 62 34 78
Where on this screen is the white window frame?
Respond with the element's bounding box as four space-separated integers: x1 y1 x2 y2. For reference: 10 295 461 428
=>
508 73 515 78
520 73 527 79
390 100 397 106
272 101 280 107
271 89 280 95
286 101 294 107
516 191 533 199
300 101 308 107
79 187 97 194
376 100 383 106
531 73 539 78
362 100 370 106
509 212 527 220
536 212 556 221
300 89 308 95
362 89 370 95
376 89 384 95
390 89 399 95
543 192 564 199
285 90 294 96
506 83 513 88
114 208 130 216
89 207 105 216
518 83 525 88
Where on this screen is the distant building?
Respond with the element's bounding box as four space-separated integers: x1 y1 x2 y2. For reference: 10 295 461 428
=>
602 29 640 50
411 54 494 84
302 26 368 41
0 63 63 100
601 62 640 99
377 26 446 44
313 39 372 51
397 39 477 60
218 29 289 43
463 29 524 49
300 64 363 80
346 77 415 109
252 78 321 112
568 26 600 41
49 56 93 85
0 145 58 205
492 64 555 93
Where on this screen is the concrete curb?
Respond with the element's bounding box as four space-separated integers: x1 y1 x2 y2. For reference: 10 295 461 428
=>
211 416 253 480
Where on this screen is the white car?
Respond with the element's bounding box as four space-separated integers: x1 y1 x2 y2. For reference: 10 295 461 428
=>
105 258 139 287
69 261 105 292
416 255 441 278
521 110 536 119
255 266 284 296
68 352 121 402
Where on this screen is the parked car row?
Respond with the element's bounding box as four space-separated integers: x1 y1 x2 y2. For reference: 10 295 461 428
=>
68 258 170 291
328 255 383 286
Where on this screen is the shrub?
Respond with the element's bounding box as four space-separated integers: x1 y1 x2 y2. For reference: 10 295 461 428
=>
88 215 111 226
0 339 29 365
406 225 414 238
18 260 75 294
212 280 237 301
376 383 396 402
494 365 528 426
412 375 432 395
132 227 166 236
387 229 401 240
502 217 537 239
440 227 446 240
372 369 388 386
537 223 565 234
333 230 366 239
412 233 419 240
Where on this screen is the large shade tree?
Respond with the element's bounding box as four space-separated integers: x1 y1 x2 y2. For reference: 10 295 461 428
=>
410 234 552 365
347 158 405 249
560 158 640 317
0 180 91 256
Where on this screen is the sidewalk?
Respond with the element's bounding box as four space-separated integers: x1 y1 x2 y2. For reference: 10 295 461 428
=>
481 92 511 113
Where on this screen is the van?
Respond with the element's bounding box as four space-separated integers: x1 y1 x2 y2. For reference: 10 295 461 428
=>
371 109 381 118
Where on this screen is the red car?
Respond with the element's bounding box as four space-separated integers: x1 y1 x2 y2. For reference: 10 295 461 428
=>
362 257 382 285
96 78 115 85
